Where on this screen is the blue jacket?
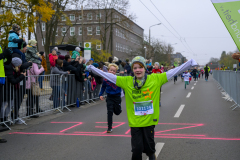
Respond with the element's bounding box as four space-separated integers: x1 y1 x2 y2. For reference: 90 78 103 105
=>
8 31 23 48
99 79 122 97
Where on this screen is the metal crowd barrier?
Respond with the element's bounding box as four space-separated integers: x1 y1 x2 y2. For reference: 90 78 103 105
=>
0 74 105 130
213 70 240 110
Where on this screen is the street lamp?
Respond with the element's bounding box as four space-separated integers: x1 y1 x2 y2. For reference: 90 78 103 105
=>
149 23 161 45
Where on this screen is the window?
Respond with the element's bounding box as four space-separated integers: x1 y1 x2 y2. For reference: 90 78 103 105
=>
96 13 101 20
42 38 45 46
79 14 82 20
79 42 82 47
116 28 118 36
117 43 120 51
42 23 45 31
79 27 82 35
120 44 122 52
62 15 66 21
87 13 92 20
62 27 66 36
55 28 58 36
70 14 75 21
87 27 92 35
70 27 75 36
96 42 101 50
96 26 100 35
116 43 118 51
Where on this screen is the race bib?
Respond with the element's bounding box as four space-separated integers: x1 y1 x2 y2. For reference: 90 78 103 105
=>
134 100 154 116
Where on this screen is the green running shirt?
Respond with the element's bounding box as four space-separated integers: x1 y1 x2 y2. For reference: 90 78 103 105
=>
116 73 168 127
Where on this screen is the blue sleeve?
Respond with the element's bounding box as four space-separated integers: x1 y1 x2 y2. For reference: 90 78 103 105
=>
12 38 23 44
99 80 107 97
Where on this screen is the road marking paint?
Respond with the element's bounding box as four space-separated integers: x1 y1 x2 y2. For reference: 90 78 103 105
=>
186 92 191 98
174 105 185 118
146 143 165 160
194 83 196 85
161 92 163 94
191 87 194 90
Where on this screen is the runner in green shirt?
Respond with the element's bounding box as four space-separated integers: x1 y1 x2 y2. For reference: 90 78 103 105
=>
88 56 197 160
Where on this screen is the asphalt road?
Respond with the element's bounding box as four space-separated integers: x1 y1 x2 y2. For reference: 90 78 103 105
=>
1 75 240 160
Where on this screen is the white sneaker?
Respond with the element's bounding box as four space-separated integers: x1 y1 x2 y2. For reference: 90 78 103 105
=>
15 119 25 124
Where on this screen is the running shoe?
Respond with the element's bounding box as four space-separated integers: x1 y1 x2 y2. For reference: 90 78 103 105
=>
107 128 112 133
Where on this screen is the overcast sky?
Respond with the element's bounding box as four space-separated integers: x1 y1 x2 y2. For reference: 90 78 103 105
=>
129 0 238 65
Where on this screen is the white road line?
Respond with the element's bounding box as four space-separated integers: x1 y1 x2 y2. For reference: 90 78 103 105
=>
191 87 194 90
194 83 196 85
174 105 185 118
146 143 165 160
161 92 163 94
186 92 191 98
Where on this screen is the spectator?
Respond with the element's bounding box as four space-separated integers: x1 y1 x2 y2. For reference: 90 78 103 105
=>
119 60 126 76
0 28 12 142
25 60 44 118
49 49 58 67
89 58 94 65
14 42 32 123
1 56 26 126
71 47 81 60
39 51 47 90
25 40 42 68
50 59 69 108
8 24 26 63
124 59 131 76
108 57 113 63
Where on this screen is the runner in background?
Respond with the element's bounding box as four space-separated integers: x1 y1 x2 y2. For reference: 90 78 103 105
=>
204 64 210 81
182 71 191 89
88 56 197 160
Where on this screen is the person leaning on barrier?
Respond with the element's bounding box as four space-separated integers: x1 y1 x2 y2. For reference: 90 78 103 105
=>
1 55 26 126
0 37 13 143
25 61 44 118
12 51 32 124
50 59 70 109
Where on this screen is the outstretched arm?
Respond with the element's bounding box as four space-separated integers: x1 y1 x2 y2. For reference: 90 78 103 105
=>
166 59 198 80
88 65 116 84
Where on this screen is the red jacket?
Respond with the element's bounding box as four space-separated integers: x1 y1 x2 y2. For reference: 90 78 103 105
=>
49 53 58 67
152 69 163 74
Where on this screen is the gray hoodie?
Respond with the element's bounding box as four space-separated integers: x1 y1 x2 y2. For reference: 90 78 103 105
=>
50 64 68 86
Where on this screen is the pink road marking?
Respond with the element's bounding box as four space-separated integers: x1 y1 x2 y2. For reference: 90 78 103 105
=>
95 122 126 129
74 132 105 134
125 129 131 135
158 123 204 126
155 124 204 134
51 122 83 133
154 134 206 137
9 132 240 141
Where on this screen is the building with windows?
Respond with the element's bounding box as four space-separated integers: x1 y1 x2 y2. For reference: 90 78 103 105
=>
171 52 186 66
36 8 144 60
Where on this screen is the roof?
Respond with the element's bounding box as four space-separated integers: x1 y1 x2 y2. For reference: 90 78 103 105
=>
64 8 144 30
49 44 84 52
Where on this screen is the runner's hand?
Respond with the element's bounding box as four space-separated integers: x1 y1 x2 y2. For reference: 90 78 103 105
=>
100 96 104 101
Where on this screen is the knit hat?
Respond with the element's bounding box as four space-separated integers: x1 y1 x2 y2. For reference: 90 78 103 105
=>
154 62 159 67
12 24 21 32
11 57 22 67
18 42 27 49
39 51 44 56
131 56 147 69
28 39 37 46
92 63 99 68
54 47 58 51
90 58 94 61
75 47 80 52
